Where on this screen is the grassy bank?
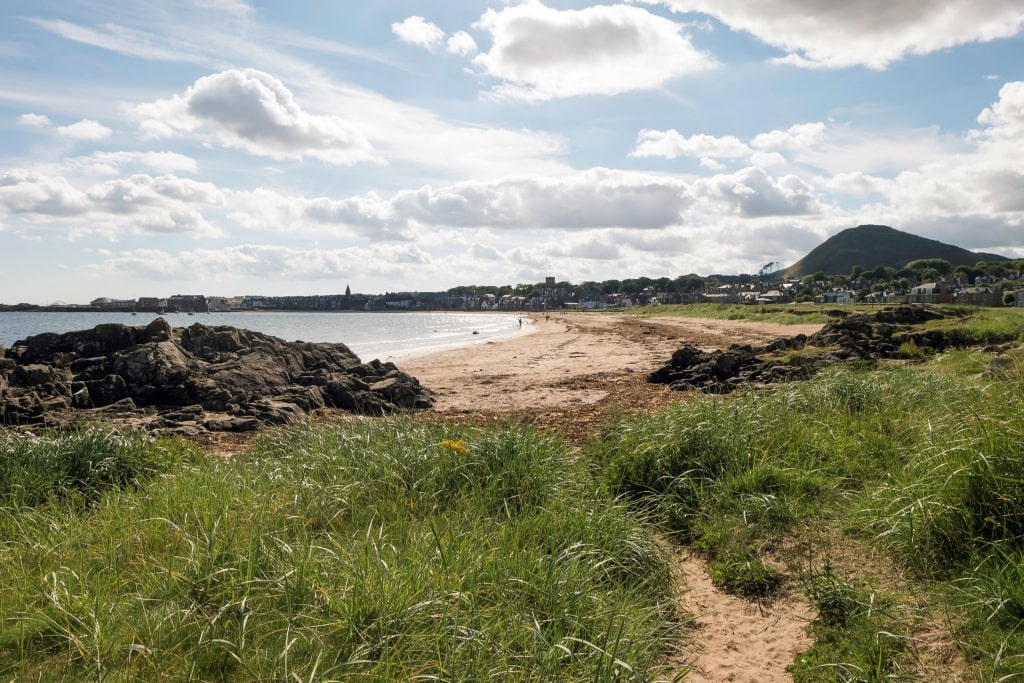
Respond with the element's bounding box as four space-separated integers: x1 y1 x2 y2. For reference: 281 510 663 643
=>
589 353 1024 680
624 302 839 325
3 306 1024 681
0 423 679 682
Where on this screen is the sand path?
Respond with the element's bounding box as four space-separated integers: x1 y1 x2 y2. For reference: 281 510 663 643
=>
401 311 823 681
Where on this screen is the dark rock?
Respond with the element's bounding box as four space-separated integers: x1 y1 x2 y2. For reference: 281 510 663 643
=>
0 319 432 434
204 416 260 432
84 374 129 406
94 397 139 415
13 364 57 387
649 304 972 394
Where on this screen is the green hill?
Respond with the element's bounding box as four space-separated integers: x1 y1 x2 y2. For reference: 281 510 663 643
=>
783 224 1007 278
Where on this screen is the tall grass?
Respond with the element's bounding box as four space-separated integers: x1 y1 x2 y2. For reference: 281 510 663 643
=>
0 420 680 681
587 360 1024 680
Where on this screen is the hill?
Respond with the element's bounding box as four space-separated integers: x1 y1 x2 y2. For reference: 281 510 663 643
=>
783 224 1007 278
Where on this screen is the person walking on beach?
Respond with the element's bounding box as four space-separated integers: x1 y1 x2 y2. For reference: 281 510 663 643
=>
518 318 522 328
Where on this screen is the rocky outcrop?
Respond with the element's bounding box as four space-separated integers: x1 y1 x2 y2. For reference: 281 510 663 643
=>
0 318 432 434
649 304 954 394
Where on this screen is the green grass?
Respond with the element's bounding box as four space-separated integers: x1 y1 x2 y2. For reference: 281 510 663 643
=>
587 358 1024 680
622 303 839 325
0 421 681 682
914 306 1024 346
3 307 1024 680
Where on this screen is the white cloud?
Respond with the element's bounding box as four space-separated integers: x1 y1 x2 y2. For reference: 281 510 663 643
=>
0 170 90 217
833 84 1024 248
977 81 1024 138
57 119 112 140
751 122 826 151
225 168 693 240
19 113 51 127
447 30 478 56
98 243 431 282
29 18 210 64
470 242 503 261
632 129 752 159
637 0 1024 69
690 166 823 218
392 16 446 50
472 2 715 101
0 170 223 238
630 122 826 167
133 69 378 165
67 151 199 176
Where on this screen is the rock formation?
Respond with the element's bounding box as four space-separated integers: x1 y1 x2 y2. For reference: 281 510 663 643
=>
0 318 432 434
648 304 961 394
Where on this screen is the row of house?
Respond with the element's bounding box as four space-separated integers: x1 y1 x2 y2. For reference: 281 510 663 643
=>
88 294 209 313
80 274 1024 315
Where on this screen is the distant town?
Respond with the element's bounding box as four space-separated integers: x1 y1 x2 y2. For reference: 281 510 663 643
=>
5 261 1024 313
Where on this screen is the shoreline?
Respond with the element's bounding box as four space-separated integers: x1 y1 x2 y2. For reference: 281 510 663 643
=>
399 312 824 437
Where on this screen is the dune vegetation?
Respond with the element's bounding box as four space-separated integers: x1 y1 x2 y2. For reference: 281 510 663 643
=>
1 305 1023 681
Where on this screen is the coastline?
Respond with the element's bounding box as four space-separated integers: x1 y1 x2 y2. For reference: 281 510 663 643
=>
399 311 824 439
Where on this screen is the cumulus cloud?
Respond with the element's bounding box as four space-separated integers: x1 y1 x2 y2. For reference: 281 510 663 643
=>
133 69 378 165
690 166 823 218
751 122 826 151
470 242 503 260
0 170 90 217
472 2 715 100
631 122 826 167
57 119 112 140
19 113 51 127
977 81 1024 138
227 168 694 239
0 170 222 238
632 130 752 159
833 83 1024 248
447 30 478 56
636 0 1024 69
391 16 446 50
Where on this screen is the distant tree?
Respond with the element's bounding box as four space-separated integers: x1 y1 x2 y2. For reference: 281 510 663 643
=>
906 258 951 275
674 274 705 293
601 279 621 295
850 265 865 278
953 265 978 285
1004 291 1016 306
871 265 889 280
619 279 644 294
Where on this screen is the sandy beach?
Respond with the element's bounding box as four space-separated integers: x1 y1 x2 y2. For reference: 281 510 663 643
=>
401 311 824 440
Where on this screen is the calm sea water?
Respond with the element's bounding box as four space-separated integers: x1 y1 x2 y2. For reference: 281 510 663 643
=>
0 311 527 361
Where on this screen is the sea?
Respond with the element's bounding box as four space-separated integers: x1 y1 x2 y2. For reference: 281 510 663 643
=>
0 310 528 361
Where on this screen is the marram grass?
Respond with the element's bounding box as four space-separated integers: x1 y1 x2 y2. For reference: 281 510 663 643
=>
588 360 1024 681
0 420 680 682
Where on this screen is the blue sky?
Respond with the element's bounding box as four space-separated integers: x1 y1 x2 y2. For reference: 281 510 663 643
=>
1 0 1023 304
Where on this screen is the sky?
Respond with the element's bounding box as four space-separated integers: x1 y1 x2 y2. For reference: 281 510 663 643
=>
1 1 1024 305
